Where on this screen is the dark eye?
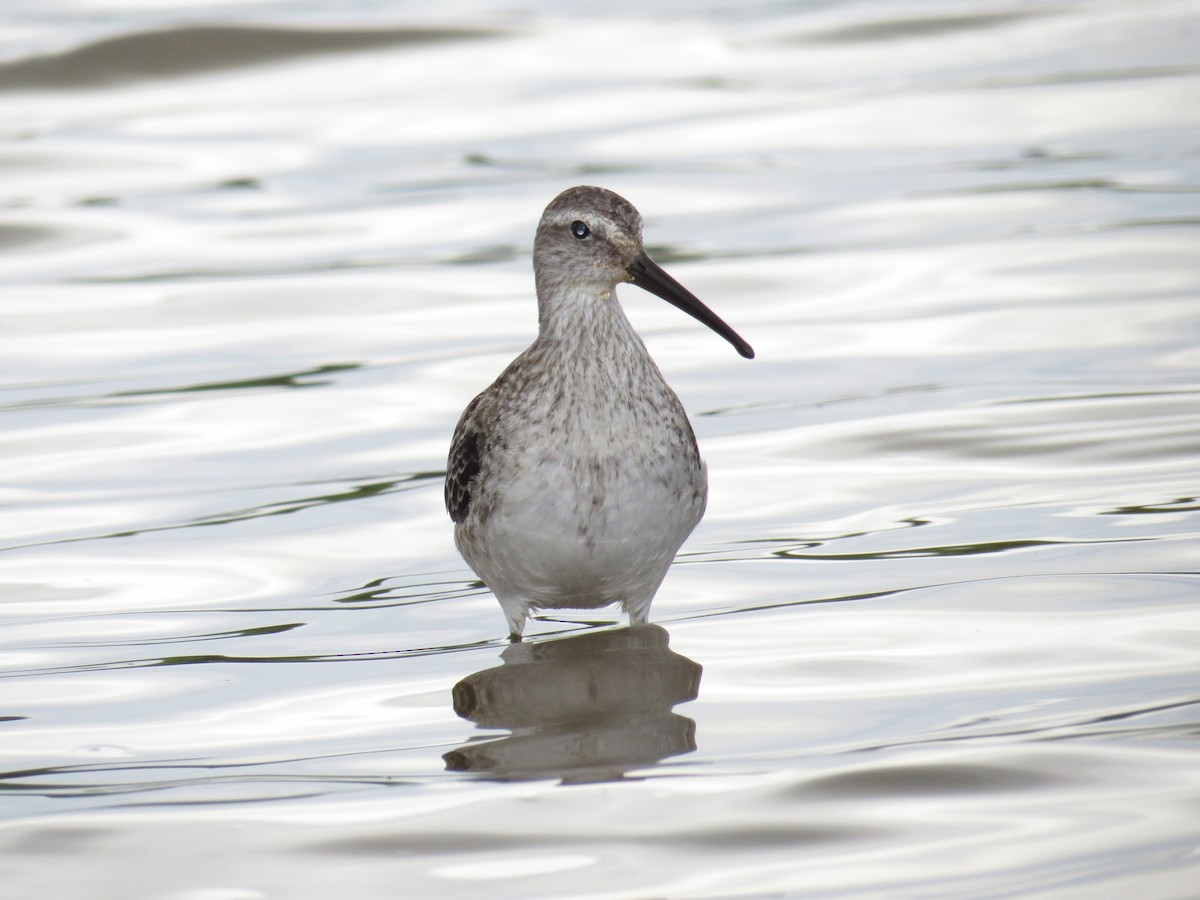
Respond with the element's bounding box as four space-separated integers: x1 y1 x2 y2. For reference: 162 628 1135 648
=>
570 220 590 239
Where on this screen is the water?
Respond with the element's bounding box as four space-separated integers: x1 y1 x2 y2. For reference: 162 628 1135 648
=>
1 0 1198 896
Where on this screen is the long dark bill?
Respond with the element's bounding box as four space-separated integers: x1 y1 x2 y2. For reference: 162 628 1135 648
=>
626 251 755 359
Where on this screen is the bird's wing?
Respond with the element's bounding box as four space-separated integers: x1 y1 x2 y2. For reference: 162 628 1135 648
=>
445 394 484 523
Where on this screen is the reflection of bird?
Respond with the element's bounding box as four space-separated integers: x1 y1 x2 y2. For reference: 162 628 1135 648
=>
446 186 754 639
444 624 702 783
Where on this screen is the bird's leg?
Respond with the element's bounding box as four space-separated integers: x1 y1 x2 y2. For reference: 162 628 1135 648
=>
625 597 651 627
501 600 528 642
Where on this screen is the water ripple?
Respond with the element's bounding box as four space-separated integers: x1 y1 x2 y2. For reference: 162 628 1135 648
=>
0 24 503 92
1 0 1197 895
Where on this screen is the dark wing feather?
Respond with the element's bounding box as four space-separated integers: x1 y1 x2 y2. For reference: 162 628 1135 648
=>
445 395 484 523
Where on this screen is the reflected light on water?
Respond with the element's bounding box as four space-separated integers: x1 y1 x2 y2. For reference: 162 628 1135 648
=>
0 0 1198 896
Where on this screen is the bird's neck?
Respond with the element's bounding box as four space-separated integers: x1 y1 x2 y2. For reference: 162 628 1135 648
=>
535 282 649 368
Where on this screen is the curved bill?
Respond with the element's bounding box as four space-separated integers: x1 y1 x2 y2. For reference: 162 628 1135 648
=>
625 251 755 359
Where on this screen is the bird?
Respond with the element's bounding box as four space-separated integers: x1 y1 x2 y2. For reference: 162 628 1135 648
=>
445 186 753 640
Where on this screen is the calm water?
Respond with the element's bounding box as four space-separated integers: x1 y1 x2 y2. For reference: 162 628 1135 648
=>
2 0 1199 896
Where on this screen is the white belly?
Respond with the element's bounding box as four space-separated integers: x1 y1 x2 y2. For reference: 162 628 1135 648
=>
458 456 706 610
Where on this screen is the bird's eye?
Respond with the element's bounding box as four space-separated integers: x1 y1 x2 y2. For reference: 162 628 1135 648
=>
570 220 590 239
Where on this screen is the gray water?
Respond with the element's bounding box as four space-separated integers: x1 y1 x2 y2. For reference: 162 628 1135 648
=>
1 0 1198 897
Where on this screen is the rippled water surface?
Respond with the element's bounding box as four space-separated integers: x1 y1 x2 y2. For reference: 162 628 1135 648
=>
2 0 1198 896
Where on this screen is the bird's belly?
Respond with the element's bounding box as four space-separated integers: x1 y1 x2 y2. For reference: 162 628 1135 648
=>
477 526 676 609
461 457 705 608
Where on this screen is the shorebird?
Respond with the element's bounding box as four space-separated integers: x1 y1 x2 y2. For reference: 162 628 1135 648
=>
446 186 753 639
